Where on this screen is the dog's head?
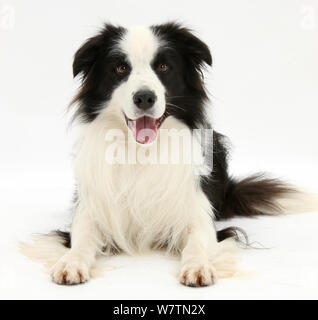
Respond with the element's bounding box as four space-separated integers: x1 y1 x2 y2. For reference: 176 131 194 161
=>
72 23 212 144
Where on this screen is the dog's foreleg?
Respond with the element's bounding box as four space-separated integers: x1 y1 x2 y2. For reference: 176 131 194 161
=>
51 208 103 285
179 196 219 287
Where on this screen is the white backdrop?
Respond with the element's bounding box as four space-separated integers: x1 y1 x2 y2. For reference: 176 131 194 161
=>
0 0 318 299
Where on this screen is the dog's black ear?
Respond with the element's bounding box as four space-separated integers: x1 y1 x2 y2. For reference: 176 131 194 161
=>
177 26 212 67
152 23 212 67
72 34 104 79
72 24 125 79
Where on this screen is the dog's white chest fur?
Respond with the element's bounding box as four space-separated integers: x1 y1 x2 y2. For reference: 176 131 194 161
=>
73 107 211 254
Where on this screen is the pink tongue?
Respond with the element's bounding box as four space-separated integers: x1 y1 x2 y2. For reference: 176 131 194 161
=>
128 116 158 144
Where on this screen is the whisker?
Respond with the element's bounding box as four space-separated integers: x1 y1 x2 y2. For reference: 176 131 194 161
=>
166 95 190 99
166 102 186 112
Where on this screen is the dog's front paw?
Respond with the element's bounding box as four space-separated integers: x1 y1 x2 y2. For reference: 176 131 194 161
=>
51 252 90 285
179 262 218 287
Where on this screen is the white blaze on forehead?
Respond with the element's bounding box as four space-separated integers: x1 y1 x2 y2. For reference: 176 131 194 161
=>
119 26 160 66
110 25 166 121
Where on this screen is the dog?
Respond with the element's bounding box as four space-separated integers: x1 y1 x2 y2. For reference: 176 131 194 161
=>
21 22 315 287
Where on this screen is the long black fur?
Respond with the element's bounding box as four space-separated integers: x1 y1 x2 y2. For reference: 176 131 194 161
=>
202 132 295 221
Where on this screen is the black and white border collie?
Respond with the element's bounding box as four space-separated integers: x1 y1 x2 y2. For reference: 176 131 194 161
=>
22 23 315 287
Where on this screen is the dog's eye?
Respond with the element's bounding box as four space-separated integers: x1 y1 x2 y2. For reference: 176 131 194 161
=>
116 63 129 75
157 63 169 73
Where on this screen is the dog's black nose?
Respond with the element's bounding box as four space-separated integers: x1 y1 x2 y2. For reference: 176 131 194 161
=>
133 90 157 110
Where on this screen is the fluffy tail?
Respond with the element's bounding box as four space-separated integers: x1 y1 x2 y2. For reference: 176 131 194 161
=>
215 173 318 243
216 173 318 220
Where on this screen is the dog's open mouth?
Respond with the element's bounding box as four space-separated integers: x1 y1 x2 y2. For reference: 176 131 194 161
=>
126 115 165 144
